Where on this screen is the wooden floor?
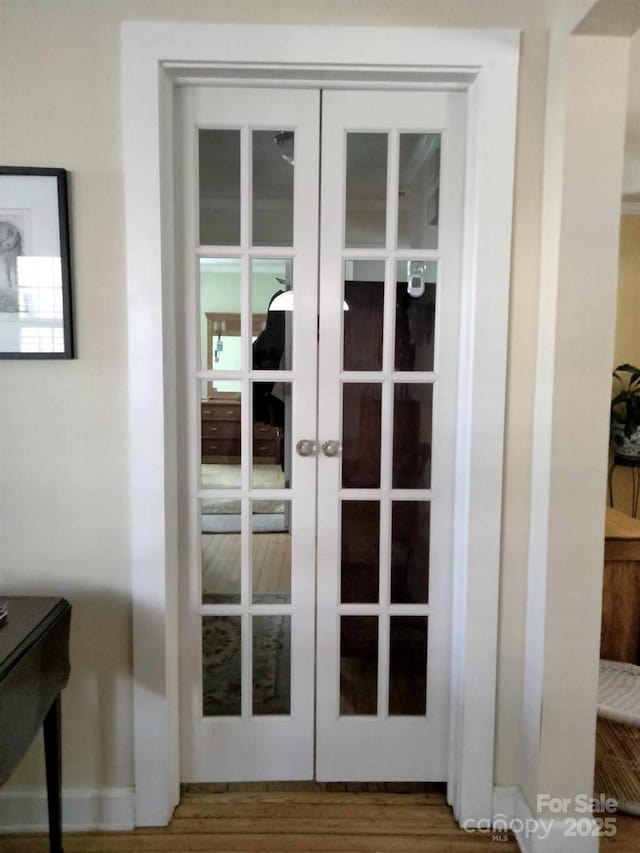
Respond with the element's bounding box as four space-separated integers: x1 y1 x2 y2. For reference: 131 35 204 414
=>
202 531 291 600
0 785 518 852
2 784 640 851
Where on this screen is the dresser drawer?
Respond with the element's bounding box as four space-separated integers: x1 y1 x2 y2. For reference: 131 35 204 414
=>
202 439 240 457
253 423 278 439
202 402 240 422
202 421 240 439
253 439 278 455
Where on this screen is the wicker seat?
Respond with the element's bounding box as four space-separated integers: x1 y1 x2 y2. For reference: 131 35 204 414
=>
596 660 640 815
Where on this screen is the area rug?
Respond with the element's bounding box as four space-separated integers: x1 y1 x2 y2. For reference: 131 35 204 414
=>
202 603 291 716
201 464 285 515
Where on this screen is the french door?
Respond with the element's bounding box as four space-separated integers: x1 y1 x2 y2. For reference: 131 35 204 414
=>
178 84 465 782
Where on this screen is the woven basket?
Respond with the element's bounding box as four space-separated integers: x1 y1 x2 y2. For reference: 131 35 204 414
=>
596 660 640 815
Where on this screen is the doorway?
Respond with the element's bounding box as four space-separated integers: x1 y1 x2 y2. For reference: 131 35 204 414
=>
123 22 518 825
177 84 465 783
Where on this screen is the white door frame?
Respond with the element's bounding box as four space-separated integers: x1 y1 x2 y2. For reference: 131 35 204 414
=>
122 21 519 828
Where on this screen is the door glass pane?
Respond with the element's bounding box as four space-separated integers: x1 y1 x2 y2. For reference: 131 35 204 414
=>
252 381 291 488
253 615 291 715
345 133 388 249
391 502 430 604
341 501 379 604
342 383 382 488
252 130 294 247
200 258 242 371
395 260 437 372
343 260 384 371
199 129 241 246
389 616 428 716
397 133 440 250
202 616 241 716
392 384 433 489
201 380 242 488
251 258 293 371
252 499 291 604
340 616 378 715
201 500 241 605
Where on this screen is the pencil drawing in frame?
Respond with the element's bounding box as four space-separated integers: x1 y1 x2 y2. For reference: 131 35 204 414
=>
0 166 74 358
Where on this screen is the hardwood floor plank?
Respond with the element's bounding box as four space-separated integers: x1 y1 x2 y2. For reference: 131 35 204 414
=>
0 833 516 852
164 816 461 833
178 782 449 809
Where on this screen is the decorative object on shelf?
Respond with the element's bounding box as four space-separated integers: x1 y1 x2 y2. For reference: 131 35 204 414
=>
612 363 640 459
0 167 74 359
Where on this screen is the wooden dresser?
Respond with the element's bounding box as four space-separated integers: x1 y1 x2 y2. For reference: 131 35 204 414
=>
601 507 640 664
201 394 279 464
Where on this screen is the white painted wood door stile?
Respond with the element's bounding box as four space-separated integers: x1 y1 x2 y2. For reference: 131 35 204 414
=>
178 85 466 783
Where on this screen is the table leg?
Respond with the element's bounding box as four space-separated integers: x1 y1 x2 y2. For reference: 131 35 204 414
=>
43 694 63 853
608 461 615 507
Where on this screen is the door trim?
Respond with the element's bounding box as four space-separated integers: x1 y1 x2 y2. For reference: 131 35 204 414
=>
122 21 519 828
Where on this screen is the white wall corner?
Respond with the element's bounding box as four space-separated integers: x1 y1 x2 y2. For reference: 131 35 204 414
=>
0 787 135 833
493 786 599 853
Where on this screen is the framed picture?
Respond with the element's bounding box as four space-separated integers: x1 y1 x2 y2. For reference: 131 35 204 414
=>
0 167 74 358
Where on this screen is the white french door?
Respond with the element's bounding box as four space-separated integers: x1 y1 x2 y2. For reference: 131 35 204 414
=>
178 84 466 783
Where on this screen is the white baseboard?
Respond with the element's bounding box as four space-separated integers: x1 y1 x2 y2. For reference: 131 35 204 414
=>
0 787 135 833
493 786 599 853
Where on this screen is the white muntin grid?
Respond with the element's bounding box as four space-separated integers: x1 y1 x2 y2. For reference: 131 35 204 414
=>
334 126 442 721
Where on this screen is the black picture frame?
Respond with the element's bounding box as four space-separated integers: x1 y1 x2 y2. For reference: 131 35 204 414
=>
0 166 74 359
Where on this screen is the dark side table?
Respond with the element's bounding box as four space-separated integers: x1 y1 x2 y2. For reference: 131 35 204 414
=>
608 455 640 518
0 597 71 853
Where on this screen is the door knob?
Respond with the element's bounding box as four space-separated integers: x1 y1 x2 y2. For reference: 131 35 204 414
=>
296 439 318 457
321 440 340 457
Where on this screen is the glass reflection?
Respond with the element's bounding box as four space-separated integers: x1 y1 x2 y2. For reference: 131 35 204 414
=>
200 258 242 372
201 380 242 489
252 382 291 489
341 501 380 604
252 499 291 604
342 383 382 488
389 616 428 716
345 133 388 249
251 258 293 371
391 502 430 604
397 133 440 251
202 616 242 716
201 499 241 605
392 384 432 489
253 615 291 715
252 130 294 247
199 129 241 246
343 260 384 371
395 261 437 372
340 616 378 715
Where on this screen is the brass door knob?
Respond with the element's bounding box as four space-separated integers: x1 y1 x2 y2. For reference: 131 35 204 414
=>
296 439 318 457
321 440 340 457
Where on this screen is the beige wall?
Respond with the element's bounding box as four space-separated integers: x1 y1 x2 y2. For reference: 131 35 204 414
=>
0 0 579 801
523 35 629 814
614 216 640 370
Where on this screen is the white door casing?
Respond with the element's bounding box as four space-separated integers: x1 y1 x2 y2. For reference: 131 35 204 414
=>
122 22 519 827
